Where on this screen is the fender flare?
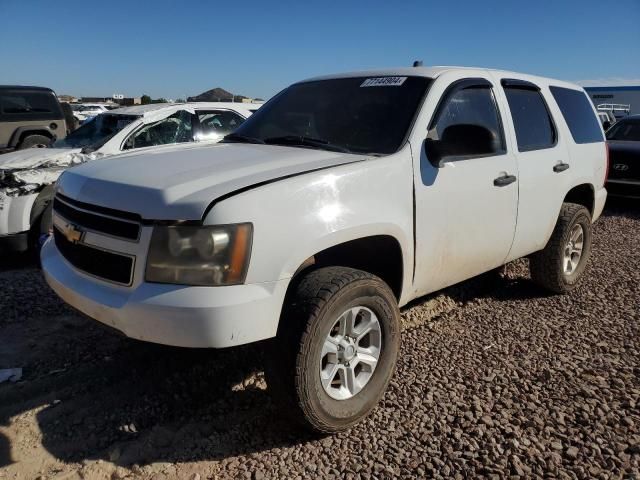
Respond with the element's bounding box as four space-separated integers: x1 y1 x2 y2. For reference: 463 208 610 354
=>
8 126 56 148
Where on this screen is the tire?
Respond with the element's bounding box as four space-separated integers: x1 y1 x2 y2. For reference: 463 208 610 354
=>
18 134 51 149
266 266 401 433
29 200 53 260
529 202 592 294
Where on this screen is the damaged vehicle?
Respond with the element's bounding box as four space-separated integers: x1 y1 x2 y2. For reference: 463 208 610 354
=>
0 102 257 253
42 66 607 433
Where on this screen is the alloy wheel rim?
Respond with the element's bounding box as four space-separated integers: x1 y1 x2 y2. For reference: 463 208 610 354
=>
320 306 382 400
563 223 584 275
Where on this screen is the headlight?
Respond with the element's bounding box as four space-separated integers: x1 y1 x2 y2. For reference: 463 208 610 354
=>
145 223 252 286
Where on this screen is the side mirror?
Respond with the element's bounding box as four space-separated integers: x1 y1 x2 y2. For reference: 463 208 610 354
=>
602 120 611 131
425 124 497 167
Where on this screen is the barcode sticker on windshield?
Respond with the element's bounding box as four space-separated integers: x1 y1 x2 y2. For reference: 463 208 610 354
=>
360 77 407 87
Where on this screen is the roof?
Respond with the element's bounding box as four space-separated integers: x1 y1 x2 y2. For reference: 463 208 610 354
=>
109 102 259 116
0 85 56 92
302 66 583 90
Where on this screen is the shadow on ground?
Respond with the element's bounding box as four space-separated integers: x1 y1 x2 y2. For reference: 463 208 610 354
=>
0 199 638 470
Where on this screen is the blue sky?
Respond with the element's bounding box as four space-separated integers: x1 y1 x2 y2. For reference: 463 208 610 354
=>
1 0 638 100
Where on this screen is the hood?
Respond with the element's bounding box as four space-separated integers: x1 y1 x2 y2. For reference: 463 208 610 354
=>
0 147 84 170
57 142 366 220
0 147 101 196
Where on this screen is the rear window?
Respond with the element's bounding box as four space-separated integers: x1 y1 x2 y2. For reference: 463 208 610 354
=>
0 90 63 121
503 87 556 151
550 86 604 144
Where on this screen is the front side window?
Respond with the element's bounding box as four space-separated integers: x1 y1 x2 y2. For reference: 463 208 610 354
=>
124 110 194 150
53 114 140 150
550 86 604 144
504 87 556 151
428 84 506 158
229 76 431 155
196 110 245 141
606 119 640 141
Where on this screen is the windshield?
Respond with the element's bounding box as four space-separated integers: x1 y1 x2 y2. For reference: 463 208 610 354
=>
228 76 431 155
606 119 640 141
53 113 140 149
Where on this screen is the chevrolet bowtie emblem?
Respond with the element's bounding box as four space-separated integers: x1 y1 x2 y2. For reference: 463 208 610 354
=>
63 223 83 244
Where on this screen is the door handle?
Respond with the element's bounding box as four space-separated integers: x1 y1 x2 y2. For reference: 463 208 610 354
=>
553 162 570 173
493 174 517 187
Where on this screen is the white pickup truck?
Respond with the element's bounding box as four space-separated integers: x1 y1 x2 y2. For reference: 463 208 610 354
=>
42 66 607 433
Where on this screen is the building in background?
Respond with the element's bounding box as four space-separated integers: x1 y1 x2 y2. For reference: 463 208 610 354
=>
76 95 141 106
584 86 640 118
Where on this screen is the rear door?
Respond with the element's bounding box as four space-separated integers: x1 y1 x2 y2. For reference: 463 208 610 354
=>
493 77 571 260
413 74 519 294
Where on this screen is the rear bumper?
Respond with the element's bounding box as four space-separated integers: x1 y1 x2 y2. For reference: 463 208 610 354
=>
0 231 29 254
606 179 640 199
41 237 289 348
593 186 608 222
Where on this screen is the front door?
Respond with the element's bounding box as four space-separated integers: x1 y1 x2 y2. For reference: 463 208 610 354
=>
413 74 519 296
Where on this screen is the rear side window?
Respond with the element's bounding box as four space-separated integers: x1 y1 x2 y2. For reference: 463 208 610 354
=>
550 86 604 144
503 86 556 151
0 89 63 121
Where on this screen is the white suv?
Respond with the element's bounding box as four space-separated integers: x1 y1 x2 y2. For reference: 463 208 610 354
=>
42 67 607 433
0 102 256 253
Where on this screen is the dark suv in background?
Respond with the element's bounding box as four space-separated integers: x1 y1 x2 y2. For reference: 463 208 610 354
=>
0 86 67 153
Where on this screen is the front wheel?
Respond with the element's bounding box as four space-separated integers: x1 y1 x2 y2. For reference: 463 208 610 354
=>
266 267 401 433
529 202 592 293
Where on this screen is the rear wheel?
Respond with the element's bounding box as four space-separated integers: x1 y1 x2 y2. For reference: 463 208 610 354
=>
266 266 401 433
529 202 592 293
18 134 51 149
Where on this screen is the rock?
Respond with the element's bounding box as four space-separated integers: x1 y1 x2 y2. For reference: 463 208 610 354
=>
565 446 579 459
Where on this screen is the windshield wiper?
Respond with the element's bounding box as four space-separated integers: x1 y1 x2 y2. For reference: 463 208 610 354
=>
222 133 265 144
263 135 352 153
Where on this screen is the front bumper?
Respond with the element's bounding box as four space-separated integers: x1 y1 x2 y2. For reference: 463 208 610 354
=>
0 231 29 254
41 238 289 348
0 191 39 237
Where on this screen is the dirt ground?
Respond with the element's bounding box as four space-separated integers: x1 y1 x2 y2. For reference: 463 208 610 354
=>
0 199 639 480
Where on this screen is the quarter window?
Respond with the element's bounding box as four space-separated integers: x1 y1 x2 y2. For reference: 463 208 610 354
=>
503 86 556 151
550 86 604 144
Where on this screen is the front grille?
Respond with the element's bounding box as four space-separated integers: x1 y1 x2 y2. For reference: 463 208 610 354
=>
54 228 134 285
53 194 140 241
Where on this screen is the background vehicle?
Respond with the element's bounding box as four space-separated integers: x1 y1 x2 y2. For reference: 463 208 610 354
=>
42 67 607 433
597 110 616 130
0 86 67 153
597 103 631 121
605 115 640 198
0 102 256 253
71 103 111 124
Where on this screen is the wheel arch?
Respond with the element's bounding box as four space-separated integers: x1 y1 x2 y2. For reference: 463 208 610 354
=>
9 127 55 148
286 234 406 303
563 183 595 218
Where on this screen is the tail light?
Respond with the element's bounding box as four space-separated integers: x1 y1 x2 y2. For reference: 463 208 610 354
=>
604 142 610 185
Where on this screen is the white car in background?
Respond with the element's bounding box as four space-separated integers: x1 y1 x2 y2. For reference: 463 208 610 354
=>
0 102 257 253
71 104 111 124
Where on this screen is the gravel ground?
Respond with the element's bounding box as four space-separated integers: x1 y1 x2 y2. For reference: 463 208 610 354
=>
0 199 639 480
